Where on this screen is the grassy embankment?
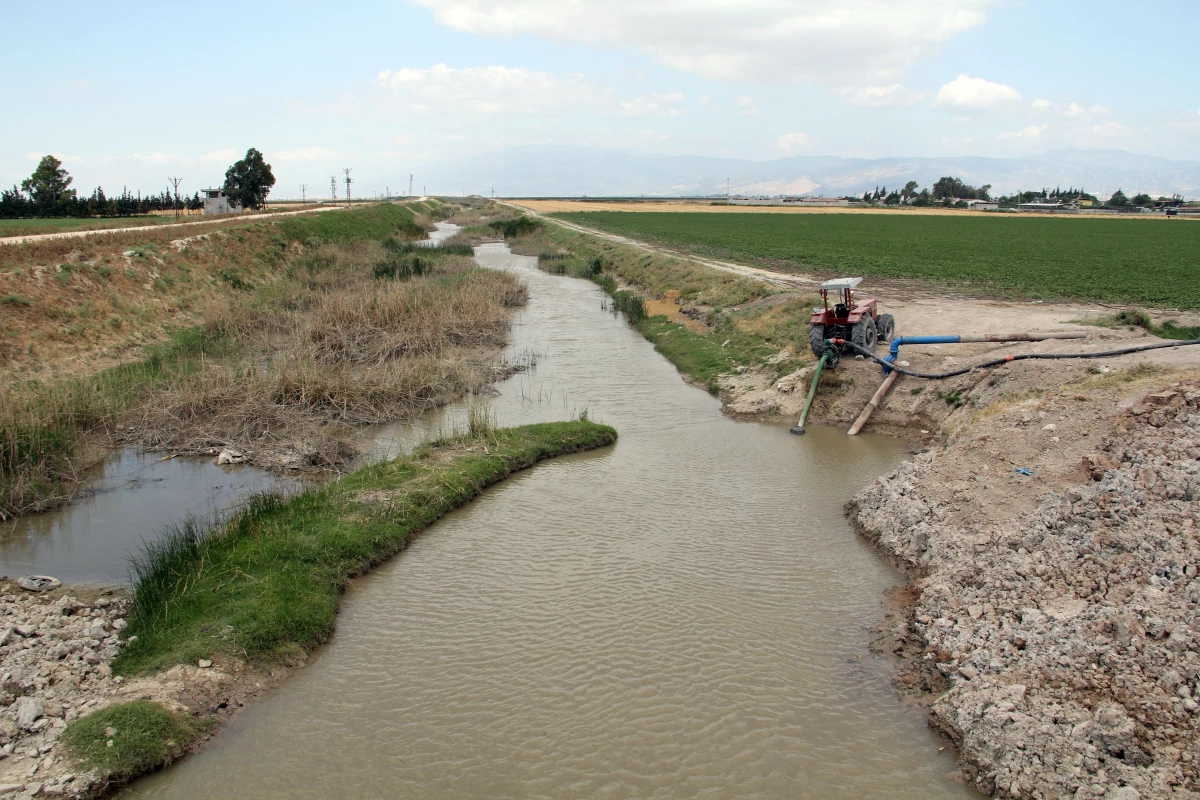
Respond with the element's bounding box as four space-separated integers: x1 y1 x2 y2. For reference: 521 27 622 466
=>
499 216 820 393
1 202 520 517
62 418 615 782
551 210 1200 309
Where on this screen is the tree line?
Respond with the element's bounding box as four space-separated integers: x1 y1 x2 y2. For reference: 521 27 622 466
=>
2 149 276 219
854 176 1182 210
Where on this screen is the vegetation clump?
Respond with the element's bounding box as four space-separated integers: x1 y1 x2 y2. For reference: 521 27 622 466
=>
61 700 206 781
115 420 617 674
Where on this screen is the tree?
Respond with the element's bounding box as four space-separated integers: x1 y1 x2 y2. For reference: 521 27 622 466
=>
1108 189 1129 208
21 155 75 207
222 148 275 210
1131 193 1154 208
901 180 919 202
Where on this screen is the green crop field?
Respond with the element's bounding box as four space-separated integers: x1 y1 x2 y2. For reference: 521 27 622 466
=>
552 211 1200 308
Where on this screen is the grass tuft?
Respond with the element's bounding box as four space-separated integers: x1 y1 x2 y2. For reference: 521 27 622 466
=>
61 700 207 782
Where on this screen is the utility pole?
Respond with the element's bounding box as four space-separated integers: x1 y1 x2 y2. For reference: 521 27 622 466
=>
343 168 352 207
331 176 337 202
409 174 414 197
168 176 183 219
300 184 307 204
386 185 389 202
726 177 730 203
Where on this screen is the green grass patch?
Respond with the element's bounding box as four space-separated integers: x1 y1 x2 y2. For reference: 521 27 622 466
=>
1 294 30 307
61 700 207 781
552 211 1200 308
1083 308 1200 340
115 420 617 675
278 203 425 244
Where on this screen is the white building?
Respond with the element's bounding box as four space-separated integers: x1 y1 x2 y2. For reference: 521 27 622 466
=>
202 188 243 216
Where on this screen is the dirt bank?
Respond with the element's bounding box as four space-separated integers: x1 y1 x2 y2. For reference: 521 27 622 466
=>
847 371 1200 799
0 580 274 799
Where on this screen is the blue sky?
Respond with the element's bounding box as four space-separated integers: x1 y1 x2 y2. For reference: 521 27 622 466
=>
5 0 1198 198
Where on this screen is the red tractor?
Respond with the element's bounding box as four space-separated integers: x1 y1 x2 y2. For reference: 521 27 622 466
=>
809 277 894 359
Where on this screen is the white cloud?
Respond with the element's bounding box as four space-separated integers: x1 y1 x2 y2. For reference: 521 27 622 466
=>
413 0 994 85
376 64 611 116
997 125 1047 140
274 147 340 161
1032 98 1053 109
1177 111 1200 131
777 132 816 153
840 84 930 108
737 96 759 116
1064 101 1085 118
618 92 685 118
1090 121 1130 138
933 74 1021 109
1090 104 1110 115
197 149 238 163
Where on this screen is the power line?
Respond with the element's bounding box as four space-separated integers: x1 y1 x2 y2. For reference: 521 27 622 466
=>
300 184 307 204
409 173 414 198
344 168 353 208
330 176 337 202
168 176 183 219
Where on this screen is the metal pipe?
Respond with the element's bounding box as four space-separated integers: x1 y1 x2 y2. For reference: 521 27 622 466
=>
789 351 828 435
847 370 899 436
883 332 1087 373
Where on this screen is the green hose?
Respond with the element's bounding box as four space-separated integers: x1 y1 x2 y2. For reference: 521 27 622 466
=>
789 350 829 435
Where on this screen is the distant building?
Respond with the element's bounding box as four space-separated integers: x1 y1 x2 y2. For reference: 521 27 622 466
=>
730 196 849 207
955 198 999 211
202 188 243 216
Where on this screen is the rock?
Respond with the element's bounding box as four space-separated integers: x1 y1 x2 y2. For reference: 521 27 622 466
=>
0 629 11 647
967 605 983 620
958 666 978 680
42 702 62 719
103 727 117 739
198 659 213 669
215 449 245 466
15 698 43 730
0 785 22 796
1042 423 1056 431
14 577 60 593
13 626 37 638
1082 453 1118 480
1145 390 1181 407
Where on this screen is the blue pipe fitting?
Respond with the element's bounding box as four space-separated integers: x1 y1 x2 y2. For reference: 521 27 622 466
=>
882 335 962 374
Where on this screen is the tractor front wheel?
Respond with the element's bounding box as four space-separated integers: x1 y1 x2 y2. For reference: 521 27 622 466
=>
851 317 877 353
809 324 825 358
876 313 895 342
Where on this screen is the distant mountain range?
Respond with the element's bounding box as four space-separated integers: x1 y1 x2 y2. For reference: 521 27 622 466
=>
402 146 1200 200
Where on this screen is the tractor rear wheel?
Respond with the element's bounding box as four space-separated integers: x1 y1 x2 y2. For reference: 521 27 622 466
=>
876 313 895 342
851 316 877 353
809 324 825 357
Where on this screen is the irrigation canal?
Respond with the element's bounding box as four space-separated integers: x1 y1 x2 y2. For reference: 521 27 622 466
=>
4 227 978 798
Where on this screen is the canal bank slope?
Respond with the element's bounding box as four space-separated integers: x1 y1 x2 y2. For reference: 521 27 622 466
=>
0 420 616 797
851 374 1200 800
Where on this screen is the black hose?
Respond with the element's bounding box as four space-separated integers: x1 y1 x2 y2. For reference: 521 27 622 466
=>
839 338 1200 380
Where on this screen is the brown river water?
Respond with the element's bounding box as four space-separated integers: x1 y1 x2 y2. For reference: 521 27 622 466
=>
5 228 977 798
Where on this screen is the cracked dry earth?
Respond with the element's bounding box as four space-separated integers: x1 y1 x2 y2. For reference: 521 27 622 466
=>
852 380 1200 800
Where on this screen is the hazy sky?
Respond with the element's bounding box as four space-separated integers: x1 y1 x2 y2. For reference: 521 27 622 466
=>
6 0 1198 197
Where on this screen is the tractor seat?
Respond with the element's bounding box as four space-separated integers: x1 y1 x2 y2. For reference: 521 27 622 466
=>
834 303 850 317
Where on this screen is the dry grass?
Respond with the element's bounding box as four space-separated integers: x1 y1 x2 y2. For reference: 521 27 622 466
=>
1 202 527 515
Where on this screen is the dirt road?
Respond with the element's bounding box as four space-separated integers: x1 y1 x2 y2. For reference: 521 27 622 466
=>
0 205 346 246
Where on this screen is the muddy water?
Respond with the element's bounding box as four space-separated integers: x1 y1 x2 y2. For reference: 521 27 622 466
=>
123 242 976 799
0 223 466 586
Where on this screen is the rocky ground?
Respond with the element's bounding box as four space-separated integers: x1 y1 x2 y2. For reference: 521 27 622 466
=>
850 374 1200 800
0 581 279 799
